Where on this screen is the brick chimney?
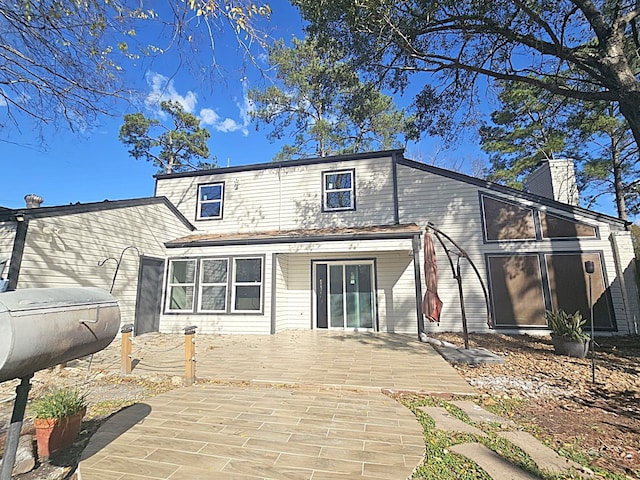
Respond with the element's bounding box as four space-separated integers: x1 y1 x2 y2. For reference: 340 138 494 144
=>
525 159 579 206
24 194 43 208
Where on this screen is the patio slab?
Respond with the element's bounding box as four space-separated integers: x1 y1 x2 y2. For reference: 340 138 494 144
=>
75 331 476 479
78 330 475 395
78 384 426 480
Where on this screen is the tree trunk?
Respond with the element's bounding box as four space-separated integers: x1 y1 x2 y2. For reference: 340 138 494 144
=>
618 92 640 157
611 140 627 221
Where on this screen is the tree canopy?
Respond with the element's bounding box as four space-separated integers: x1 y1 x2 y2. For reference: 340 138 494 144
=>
248 36 417 160
481 80 639 220
293 0 640 155
119 100 214 173
0 0 271 135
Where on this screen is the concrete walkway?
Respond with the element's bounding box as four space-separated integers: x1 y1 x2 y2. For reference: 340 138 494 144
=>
76 331 472 479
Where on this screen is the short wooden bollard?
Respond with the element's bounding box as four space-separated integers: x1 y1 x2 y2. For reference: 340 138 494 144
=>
120 324 134 375
184 325 197 385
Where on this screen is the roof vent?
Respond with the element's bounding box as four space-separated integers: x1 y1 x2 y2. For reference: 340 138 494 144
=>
24 194 43 209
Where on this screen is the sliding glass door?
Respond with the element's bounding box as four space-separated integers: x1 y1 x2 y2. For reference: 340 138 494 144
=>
316 261 375 330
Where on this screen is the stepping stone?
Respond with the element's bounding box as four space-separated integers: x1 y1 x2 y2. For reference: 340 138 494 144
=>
498 431 591 477
417 407 487 437
450 442 539 480
451 401 515 427
437 346 505 364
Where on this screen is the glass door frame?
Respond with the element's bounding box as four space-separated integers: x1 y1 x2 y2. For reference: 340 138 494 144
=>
312 259 378 332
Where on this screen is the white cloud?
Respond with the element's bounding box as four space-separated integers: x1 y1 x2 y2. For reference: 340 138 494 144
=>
144 72 251 136
144 72 197 114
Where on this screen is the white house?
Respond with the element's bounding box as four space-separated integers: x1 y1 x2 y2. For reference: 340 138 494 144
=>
2 150 638 337
153 150 639 336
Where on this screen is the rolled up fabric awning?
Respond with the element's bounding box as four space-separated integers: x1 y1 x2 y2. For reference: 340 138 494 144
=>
422 230 443 323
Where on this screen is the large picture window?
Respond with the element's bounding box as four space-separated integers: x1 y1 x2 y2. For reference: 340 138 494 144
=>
167 259 196 312
165 256 264 314
323 170 355 211
197 183 224 220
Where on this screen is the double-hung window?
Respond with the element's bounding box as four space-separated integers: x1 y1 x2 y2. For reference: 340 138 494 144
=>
199 259 228 312
167 259 196 312
323 170 355 211
165 256 264 314
197 182 224 220
232 258 262 311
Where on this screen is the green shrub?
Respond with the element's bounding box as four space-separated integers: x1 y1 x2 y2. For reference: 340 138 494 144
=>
32 388 87 419
545 310 589 342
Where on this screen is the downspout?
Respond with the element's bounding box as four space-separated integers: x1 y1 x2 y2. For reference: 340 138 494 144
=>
7 217 28 291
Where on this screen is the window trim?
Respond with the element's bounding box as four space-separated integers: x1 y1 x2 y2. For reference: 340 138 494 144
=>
231 257 264 313
165 258 197 313
198 258 229 313
322 169 356 212
479 192 599 243
164 255 265 315
196 181 225 221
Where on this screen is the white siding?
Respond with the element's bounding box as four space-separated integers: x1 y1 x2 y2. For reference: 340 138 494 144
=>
17 203 192 326
609 231 640 334
155 157 397 234
0 221 16 276
397 163 630 333
159 239 417 334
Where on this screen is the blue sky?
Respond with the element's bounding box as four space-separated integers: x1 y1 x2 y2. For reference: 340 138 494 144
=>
0 1 628 221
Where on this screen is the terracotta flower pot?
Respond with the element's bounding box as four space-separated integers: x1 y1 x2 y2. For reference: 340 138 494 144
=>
34 407 86 458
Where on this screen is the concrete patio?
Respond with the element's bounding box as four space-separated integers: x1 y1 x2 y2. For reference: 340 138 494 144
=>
76 331 475 479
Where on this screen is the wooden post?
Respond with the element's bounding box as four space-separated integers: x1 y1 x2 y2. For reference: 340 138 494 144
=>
120 324 133 375
184 326 197 385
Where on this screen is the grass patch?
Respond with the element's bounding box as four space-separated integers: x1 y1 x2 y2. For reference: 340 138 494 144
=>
397 394 627 480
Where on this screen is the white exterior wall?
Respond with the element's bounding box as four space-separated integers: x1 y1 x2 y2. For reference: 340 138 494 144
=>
17 203 192 326
159 239 418 335
396 163 630 333
609 231 640 334
0 221 16 276
155 156 397 234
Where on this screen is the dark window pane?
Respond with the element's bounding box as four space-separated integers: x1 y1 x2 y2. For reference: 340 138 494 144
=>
482 196 536 241
326 172 352 189
326 191 352 209
488 255 546 326
545 253 613 329
202 259 227 283
235 286 261 310
200 184 222 201
235 259 261 282
201 286 226 311
170 261 195 283
540 212 597 238
200 202 221 218
169 286 194 310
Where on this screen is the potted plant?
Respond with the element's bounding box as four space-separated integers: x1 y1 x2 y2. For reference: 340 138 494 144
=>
32 387 87 458
545 309 591 358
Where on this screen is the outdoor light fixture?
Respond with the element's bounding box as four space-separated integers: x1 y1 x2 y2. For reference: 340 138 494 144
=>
584 260 596 383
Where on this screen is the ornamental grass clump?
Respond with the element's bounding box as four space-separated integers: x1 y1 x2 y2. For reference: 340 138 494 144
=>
33 388 88 419
545 309 590 342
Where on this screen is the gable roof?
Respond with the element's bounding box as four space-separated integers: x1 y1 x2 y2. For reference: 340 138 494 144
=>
0 196 196 231
397 157 627 228
154 149 405 180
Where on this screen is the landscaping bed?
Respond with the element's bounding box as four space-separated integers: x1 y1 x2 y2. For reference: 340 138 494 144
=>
428 333 640 479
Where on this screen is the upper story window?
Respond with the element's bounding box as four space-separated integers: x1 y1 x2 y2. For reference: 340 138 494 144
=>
197 182 224 220
323 170 355 211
